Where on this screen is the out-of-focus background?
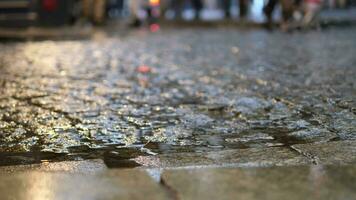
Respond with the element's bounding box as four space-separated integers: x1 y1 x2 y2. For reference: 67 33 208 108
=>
0 0 355 28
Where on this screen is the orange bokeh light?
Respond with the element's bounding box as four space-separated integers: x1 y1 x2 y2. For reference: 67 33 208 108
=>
149 0 160 6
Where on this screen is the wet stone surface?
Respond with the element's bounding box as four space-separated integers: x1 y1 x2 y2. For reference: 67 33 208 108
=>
161 165 356 200
1 165 356 200
0 159 106 174
0 169 169 200
292 141 356 165
0 27 355 167
133 147 311 168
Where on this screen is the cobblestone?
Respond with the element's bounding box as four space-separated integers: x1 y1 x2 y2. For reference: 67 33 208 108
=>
292 141 356 165
0 27 355 167
161 165 356 200
133 147 311 168
0 169 169 200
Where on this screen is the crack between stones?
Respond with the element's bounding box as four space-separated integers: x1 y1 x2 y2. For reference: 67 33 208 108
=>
290 145 320 165
160 176 181 200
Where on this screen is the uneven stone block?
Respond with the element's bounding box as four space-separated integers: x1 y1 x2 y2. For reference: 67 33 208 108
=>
161 165 356 200
0 159 106 174
292 141 356 165
134 147 311 168
0 169 169 200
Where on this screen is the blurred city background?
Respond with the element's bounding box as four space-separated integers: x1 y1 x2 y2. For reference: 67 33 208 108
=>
0 0 356 29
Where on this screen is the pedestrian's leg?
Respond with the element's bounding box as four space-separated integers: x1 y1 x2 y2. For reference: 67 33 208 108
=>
239 0 249 19
129 0 139 18
280 0 294 31
280 0 294 21
93 0 106 24
222 0 231 18
263 0 278 28
171 0 183 19
129 0 142 27
302 1 322 29
192 0 203 19
83 0 93 21
264 0 277 21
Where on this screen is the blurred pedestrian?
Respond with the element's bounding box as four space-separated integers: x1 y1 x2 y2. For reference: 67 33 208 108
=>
191 0 204 19
83 0 107 24
301 0 323 28
263 0 277 26
170 0 185 19
222 0 250 19
221 0 232 18
128 0 159 27
128 0 145 26
166 0 203 20
263 0 299 30
239 0 250 18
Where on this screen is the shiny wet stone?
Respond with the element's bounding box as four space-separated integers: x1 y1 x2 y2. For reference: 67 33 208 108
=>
0 159 106 174
0 27 355 167
134 147 311 168
161 165 356 200
292 141 356 165
0 169 169 200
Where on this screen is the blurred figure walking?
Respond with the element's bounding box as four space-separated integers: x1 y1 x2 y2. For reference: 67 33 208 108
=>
263 0 324 30
128 0 145 26
169 0 185 19
301 0 323 28
166 0 203 20
222 0 250 19
83 0 107 24
263 0 300 30
192 0 204 19
128 0 160 27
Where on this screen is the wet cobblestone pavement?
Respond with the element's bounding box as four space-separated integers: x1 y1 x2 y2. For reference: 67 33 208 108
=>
0 27 355 168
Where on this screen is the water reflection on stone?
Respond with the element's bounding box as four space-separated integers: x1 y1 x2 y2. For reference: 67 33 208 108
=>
0 27 355 167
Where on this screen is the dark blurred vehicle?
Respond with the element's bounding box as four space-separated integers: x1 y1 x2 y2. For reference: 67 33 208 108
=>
0 0 81 27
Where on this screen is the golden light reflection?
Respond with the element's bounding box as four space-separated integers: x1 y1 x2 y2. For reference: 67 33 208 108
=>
25 173 56 200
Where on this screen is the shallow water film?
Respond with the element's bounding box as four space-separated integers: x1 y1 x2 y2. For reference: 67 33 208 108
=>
0 27 355 167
